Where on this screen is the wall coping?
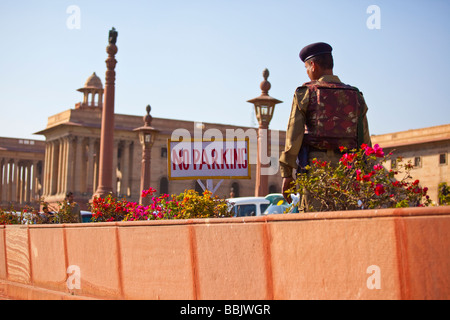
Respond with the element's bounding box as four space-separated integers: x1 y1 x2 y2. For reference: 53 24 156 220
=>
2 206 448 230
2 205 449 300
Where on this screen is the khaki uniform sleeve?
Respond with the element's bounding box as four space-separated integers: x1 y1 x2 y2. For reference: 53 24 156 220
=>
279 87 309 178
357 93 372 147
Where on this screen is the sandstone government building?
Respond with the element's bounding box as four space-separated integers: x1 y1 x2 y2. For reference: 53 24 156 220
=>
0 72 449 211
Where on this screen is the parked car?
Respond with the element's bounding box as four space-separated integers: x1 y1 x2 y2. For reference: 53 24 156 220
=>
263 203 290 215
263 193 301 215
265 193 287 205
81 211 93 223
227 197 271 217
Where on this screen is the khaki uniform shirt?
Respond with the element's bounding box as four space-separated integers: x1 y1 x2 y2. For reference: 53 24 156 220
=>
279 75 372 178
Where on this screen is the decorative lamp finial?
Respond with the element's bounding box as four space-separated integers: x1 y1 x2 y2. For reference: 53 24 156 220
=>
263 68 269 80
144 104 152 126
260 68 271 94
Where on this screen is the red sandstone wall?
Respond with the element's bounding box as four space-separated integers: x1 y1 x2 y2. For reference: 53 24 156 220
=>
1 206 449 300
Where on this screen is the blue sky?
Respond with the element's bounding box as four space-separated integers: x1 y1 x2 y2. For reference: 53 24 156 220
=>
1 0 449 141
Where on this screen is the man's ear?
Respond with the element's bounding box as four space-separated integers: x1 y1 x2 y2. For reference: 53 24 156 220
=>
309 60 317 73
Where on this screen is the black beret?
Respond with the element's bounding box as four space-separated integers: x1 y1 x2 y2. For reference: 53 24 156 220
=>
299 42 333 62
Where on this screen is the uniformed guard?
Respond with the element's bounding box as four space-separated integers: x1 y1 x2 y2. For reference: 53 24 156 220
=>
279 42 372 207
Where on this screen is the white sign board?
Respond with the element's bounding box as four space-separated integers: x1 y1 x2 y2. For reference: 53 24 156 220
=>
168 139 251 180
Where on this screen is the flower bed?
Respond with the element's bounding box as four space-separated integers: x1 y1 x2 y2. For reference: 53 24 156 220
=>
90 189 231 222
1 144 447 225
287 144 435 212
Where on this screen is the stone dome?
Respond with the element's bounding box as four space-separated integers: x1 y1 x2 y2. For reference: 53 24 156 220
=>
84 72 103 89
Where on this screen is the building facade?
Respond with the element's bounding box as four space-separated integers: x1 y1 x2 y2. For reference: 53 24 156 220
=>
371 124 450 204
19 73 285 210
1 73 448 210
0 137 45 209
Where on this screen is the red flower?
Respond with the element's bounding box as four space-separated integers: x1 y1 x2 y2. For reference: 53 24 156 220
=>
312 159 327 167
365 147 375 156
141 187 157 198
356 169 362 181
373 144 385 158
374 184 385 196
413 187 422 194
373 164 383 171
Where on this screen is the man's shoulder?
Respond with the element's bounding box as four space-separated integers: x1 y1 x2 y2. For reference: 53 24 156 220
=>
295 85 309 93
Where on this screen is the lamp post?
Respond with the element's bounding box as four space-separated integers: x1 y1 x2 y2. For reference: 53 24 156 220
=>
247 68 282 197
94 27 118 199
134 105 159 205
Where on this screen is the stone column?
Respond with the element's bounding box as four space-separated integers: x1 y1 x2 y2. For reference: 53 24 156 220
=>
6 160 11 202
112 140 119 194
0 159 7 204
93 140 100 193
56 138 64 195
13 159 19 203
64 135 75 194
86 138 95 194
25 162 32 203
74 136 84 194
255 124 269 197
50 140 59 196
98 92 103 108
94 27 118 198
43 143 50 196
4 159 10 202
20 163 25 204
135 105 159 205
91 90 96 106
62 137 70 195
31 160 38 202
121 140 131 197
0 159 3 204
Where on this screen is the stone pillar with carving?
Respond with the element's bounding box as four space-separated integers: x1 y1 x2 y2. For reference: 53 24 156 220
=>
94 27 118 199
134 105 159 205
247 69 282 197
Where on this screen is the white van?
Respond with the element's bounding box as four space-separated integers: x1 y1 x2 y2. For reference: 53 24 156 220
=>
227 197 271 217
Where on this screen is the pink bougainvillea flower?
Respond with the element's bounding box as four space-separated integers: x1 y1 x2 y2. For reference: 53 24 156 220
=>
373 164 383 171
374 184 385 196
356 169 362 181
373 144 385 158
364 147 375 156
141 187 157 198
